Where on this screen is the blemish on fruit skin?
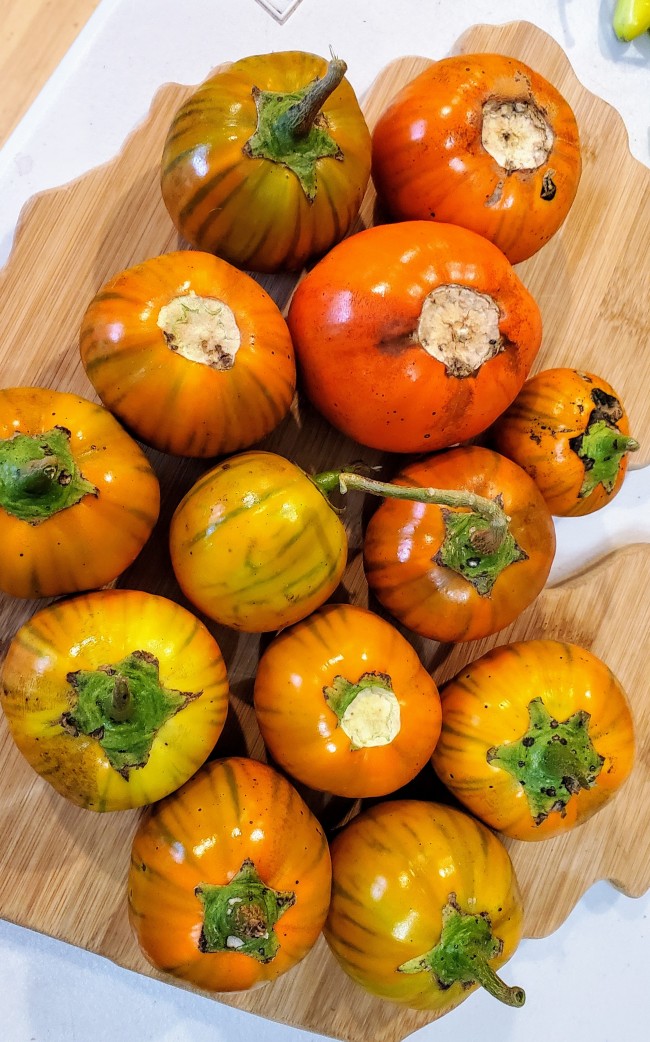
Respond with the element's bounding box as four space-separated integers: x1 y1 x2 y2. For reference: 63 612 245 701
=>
540 171 557 201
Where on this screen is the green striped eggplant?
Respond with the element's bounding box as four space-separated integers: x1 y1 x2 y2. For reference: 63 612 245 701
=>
160 51 371 273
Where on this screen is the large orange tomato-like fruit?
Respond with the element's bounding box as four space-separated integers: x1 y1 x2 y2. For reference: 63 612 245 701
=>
288 221 542 454
325 800 525 1013
372 53 581 264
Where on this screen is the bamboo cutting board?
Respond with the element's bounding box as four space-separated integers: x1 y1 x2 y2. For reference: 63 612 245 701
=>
0 0 102 144
1 21 650 1042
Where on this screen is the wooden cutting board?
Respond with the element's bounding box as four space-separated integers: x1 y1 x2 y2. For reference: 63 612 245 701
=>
0 0 102 144
1 20 649 1042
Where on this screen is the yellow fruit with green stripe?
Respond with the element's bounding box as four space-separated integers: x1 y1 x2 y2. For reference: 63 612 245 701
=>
169 450 348 632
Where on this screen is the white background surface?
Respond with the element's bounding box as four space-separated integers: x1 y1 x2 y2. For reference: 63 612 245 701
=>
0 1 649 1040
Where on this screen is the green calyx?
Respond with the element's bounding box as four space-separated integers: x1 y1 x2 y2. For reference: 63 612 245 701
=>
243 58 347 200
435 507 527 596
487 697 605 825
398 894 525 1008
324 670 400 750
0 426 98 524
61 650 199 779
571 419 639 499
195 858 295 963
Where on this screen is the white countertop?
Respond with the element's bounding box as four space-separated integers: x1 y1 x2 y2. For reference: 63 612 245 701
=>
1 2 649 1040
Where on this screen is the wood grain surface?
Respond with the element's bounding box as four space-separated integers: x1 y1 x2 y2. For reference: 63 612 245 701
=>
1 0 101 145
1 21 649 1042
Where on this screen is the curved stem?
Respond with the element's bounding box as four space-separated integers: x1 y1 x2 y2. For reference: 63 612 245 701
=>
398 895 525 1008
470 958 526 1007
277 58 347 139
313 468 510 549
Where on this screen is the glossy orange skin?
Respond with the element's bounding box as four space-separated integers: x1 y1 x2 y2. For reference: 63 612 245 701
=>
169 451 348 633
431 640 635 840
0 387 160 599
325 800 523 1012
254 603 442 797
363 446 556 643
128 757 332 992
372 54 581 264
161 52 371 273
0 589 229 811
80 251 296 457
287 221 542 453
490 368 634 516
